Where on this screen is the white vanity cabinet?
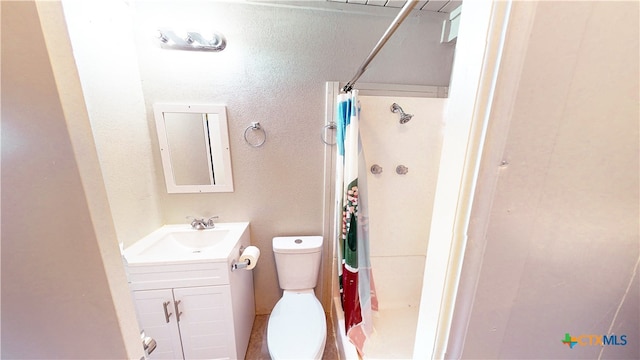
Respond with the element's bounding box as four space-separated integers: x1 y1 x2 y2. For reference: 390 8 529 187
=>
124 222 255 360
133 285 234 359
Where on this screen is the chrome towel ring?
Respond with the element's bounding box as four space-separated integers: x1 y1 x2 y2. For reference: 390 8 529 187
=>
244 122 266 147
321 122 336 146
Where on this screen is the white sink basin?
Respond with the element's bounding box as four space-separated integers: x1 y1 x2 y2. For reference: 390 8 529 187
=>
123 222 249 266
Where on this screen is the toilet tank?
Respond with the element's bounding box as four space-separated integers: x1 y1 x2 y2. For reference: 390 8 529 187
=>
273 236 323 290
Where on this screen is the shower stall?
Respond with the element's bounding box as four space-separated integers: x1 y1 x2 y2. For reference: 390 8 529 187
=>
323 82 448 358
321 0 507 357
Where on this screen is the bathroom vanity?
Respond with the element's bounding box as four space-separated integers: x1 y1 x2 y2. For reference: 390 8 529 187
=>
123 222 255 359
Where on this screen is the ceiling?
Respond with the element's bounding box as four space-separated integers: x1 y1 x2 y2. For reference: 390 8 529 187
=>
326 0 462 13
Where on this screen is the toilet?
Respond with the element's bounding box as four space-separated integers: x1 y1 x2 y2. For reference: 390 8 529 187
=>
267 236 326 359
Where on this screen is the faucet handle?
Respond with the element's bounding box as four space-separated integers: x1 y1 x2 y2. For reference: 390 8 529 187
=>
206 216 219 226
186 216 204 229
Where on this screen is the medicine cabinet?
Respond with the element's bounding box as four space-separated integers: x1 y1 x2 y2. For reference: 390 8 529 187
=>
154 104 234 193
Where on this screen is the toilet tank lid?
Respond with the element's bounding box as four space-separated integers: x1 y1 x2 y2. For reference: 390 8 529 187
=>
273 236 323 253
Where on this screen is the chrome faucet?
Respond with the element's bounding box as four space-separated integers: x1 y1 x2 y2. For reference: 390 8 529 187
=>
186 216 219 230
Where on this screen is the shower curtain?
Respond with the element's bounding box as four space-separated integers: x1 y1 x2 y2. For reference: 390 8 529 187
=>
335 89 378 355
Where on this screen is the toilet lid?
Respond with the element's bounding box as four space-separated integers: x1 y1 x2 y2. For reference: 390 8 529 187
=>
267 291 327 359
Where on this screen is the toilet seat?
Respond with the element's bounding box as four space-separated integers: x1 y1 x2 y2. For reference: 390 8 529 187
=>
267 290 326 359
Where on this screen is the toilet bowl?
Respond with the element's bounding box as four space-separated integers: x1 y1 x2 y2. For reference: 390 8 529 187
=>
267 290 326 359
267 236 326 359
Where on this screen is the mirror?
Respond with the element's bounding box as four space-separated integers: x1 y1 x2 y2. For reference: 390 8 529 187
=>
154 104 233 193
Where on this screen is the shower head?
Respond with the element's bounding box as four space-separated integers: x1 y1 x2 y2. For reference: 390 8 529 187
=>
399 113 413 124
390 103 413 124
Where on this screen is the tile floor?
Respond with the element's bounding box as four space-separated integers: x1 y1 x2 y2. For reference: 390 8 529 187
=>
244 314 339 360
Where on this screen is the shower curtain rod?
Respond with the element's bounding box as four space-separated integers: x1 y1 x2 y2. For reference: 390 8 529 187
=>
342 0 418 93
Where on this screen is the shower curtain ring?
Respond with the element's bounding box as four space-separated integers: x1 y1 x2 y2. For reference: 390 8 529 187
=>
244 122 266 147
321 122 337 146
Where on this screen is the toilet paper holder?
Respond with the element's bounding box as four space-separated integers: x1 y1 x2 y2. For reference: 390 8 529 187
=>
231 245 256 271
231 258 251 271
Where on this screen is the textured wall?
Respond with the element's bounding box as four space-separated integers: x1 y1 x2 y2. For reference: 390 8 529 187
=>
127 1 454 314
455 2 639 359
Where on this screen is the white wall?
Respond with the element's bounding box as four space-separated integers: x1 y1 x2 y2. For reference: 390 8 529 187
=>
413 0 500 357
62 1 164 248
1 2 142 358
451 1 639 358
359 95 446 357
359 96 445 309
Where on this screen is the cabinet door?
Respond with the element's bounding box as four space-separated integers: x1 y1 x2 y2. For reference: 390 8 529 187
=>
133 289 184 359
174 286 234 359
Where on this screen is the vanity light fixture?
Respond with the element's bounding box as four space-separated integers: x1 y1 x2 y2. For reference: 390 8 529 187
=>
156 28 226 52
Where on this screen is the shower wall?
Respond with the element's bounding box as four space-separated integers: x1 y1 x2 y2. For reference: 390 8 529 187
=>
359 95 445 308
331 94 447 358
